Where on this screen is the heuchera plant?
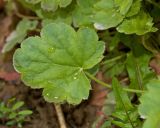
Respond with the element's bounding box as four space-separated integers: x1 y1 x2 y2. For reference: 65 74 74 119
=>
10 0 160 127
13 23 105 104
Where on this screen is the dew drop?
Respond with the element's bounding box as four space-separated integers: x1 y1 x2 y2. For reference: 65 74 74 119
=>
48 47 55 53
79 68 83 72
140 115 146 119
94 23 106 30
73 77 77 80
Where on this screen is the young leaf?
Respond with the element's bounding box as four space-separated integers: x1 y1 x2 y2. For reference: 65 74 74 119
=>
138 79 160 128
41 0 59 12
8 112 17 119
12 101 24 110
93 9 124 30
126 52 154 90
18 110 33 115
72 0 96 27
112 78 136 128
126 0 142 17
114 0 133 15
2 19 38 53
94 0 114 10
117 10 158 35
41 0 72 11
112 78 133 110
13 23 105 104
25 0 41 4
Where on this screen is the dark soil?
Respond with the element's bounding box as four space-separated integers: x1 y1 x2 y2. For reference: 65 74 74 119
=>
0 80 98 128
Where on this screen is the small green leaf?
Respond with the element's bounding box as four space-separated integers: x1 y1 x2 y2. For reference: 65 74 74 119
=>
41 0 58 12
114 0 133 15
9 112 17 119
2 19 38 53
93 9 124 30
126 52 154 90
18 110 32 115
25 0 41 4
13 23 105 104
126 0 142 17
112 78 133 110
6 120 16 126
41 0 72 11
12 101 24 110
139 79 160 128
94 0 114 10
117 10 158 35
59 0 72 7
111 78 140 128
72 0 96 27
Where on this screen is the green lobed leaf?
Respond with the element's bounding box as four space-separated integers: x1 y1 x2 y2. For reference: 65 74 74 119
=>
138 79 160 128
117 10 158 35
13 23 105 104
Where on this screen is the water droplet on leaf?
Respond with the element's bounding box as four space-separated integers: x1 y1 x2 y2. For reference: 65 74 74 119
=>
94 23 106 30
48 47 55 53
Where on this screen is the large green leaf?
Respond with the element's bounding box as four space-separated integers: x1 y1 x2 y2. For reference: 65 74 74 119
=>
139 79 160 128
13 23 105 104
117 10 158 35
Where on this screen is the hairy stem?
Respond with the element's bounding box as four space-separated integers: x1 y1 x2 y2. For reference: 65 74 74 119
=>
85 71 145 93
